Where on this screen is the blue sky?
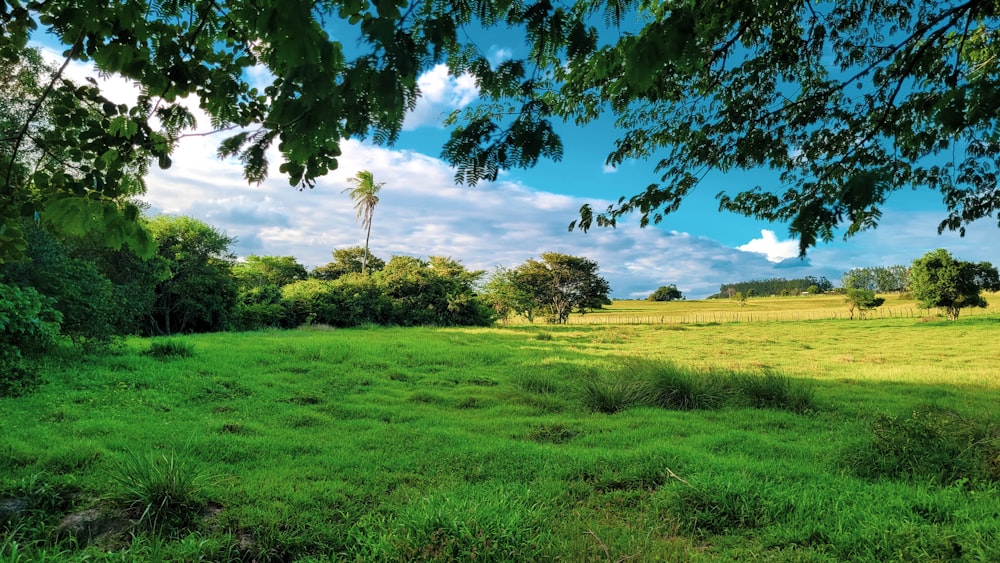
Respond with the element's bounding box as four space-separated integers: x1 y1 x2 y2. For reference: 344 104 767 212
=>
32 31 1000 299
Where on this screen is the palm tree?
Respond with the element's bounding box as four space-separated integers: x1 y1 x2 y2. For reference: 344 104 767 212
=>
342 170 385 274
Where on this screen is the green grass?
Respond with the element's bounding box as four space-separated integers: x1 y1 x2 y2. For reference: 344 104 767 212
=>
1 317 999 560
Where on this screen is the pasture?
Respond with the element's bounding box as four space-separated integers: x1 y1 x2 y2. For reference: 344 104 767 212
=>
2 298 999 561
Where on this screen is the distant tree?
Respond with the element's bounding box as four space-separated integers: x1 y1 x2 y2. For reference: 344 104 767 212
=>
232 255 307 290
343 171 385 275
513 253 611 323
312 247 386 280
910 249 1000 321
845 288 885 320
146 216 238 335
843 266 909 293
806 285 820 295
733 291 747 307
647 284 683 302
480 266 539 323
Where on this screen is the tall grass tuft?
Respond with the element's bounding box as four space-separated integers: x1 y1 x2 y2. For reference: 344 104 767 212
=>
142 339 195 359
514 372 560 395
845 405 1000 485
735 371 815 413
633 360 734 410
109 449 208 532
581 373 650 414
392 487 552 561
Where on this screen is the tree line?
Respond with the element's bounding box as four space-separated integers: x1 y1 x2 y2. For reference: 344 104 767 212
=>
712 277 834 299
0 215 611 395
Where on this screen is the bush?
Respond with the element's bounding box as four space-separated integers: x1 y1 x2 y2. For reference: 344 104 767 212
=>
234 284 288 330
846 405 999 485
0 284 61 397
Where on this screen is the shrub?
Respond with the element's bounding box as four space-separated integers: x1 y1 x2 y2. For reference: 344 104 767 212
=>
109 449 208 532
846 405 999 485
735 371 815 413
142 339 195 359
0 284 61 397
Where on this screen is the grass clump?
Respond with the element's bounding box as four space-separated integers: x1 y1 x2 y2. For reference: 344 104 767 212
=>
380 486 552 561
846 405 999 485
514 372 560 395
581 373 650 414
109 449 208 532
142 339 195 359
633 360 733 410
735 371 816 413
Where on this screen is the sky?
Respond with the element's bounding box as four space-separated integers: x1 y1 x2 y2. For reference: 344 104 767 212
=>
33 31 1000 300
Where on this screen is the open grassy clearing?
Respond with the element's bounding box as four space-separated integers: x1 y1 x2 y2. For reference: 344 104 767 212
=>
546 292 1000 324
2 316 999 561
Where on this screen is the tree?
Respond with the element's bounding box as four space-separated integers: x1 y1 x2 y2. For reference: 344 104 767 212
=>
480 266 539 323
647 284 683 302
910 249 1000 320
146 216 237 335
513 253 611 323
311 247 385 281
845 288 885 320
232 255 307 290
343 171 384 275
8 2 1000 258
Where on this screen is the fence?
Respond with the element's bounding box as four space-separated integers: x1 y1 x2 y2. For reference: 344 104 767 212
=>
553 305 1000 326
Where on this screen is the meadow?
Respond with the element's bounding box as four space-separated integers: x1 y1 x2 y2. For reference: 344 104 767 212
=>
1 297 999 561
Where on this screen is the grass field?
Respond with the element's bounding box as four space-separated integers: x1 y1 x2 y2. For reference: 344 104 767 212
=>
2 300 999 561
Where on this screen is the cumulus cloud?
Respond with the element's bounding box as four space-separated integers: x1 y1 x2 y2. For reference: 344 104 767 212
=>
737 229 800 263
404 64 479 130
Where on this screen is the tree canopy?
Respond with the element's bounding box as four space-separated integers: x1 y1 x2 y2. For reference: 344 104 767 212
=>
909 248 1000 320
5 1 1000 259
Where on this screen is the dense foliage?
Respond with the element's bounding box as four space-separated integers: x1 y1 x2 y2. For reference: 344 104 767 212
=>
910 249 1000 320
844 288 886 320
0 282 60 396
842 266 910 293
5 2 1000 260
311 246 386 280
647 284 683 302
715 277 833 299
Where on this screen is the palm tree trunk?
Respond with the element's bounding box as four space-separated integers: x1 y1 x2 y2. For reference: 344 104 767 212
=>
362 217 373 275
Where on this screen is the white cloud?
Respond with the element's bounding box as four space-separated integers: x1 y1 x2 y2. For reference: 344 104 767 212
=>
602 163 617 174
737 229 800 263
489 47 513 65
404 64 479 130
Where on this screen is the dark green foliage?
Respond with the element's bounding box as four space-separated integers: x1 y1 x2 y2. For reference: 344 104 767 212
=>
146 216 238 335
842 266 910 293
715 277 832 299
647 284 683 301
374 256 493 327
910 249 998 320
1 223 119 346
110 450 208 532
142 339 195 359
0 283 60 397
847 406 999 485
310 247 385 280
232 255 307 290
735 372 816 414
513 253 611 323
234 284 289 331
281 277 391 328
